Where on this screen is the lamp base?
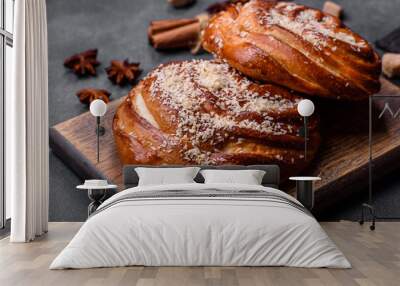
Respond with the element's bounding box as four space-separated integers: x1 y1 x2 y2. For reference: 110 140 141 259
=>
359 203 376 231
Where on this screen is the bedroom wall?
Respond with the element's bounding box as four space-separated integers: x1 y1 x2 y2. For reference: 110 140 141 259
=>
47 0 400 222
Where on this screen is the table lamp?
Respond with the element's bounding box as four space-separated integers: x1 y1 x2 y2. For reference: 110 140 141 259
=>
90 99 107 163
297 99 315 160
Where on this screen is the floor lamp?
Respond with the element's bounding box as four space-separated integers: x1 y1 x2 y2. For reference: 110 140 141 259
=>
359 95 377 231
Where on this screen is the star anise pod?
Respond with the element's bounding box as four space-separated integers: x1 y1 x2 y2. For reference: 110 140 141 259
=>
64 49 100 77
206 0 249 14
76 88 111 105
105 59 142 86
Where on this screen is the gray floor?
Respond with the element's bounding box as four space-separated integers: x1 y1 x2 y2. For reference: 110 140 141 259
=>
47 0 400 222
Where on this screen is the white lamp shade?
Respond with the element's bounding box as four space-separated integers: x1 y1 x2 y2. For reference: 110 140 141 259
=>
297 99 315 117
90 99 107 117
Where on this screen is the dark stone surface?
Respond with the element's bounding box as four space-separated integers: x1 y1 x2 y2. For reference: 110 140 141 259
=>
47 0 400 222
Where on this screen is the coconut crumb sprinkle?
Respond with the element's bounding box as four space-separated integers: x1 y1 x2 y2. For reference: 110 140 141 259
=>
253 2 367 51
147 60 299 163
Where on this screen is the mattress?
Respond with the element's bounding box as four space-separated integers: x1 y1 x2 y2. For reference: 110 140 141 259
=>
50 183 350 269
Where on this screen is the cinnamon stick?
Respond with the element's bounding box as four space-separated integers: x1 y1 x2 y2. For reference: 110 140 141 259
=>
168 0 195 8
148 18 201 50
148 18 198 36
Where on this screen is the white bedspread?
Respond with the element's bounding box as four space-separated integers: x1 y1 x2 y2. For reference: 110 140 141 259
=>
50 183 350 269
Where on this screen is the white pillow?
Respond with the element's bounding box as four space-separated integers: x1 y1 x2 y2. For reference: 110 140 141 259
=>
200 169 266 185
135 167 200 186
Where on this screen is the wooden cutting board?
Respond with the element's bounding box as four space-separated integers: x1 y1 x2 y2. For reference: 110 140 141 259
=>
49 77 400 214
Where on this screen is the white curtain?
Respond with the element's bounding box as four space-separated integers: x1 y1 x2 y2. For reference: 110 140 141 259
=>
7 0 49 242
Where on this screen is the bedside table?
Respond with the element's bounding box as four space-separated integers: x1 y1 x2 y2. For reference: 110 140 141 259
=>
289 176 321 210
77 184 117 217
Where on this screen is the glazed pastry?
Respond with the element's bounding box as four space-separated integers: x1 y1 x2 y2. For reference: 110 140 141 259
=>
202 0 381 100
113 60 320 176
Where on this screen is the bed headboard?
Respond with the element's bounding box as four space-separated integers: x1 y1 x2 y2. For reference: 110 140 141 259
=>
123 165 280 189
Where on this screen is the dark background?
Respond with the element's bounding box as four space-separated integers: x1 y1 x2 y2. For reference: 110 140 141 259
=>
47 0 400 222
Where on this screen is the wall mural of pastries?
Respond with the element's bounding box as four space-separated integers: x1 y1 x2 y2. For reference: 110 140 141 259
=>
49 0 400 217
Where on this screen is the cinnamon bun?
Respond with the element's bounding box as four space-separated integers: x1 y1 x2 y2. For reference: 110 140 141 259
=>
202 0 381 100
113 60 320 176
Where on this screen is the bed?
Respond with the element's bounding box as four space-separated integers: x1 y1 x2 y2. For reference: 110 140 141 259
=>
50 165 350 269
